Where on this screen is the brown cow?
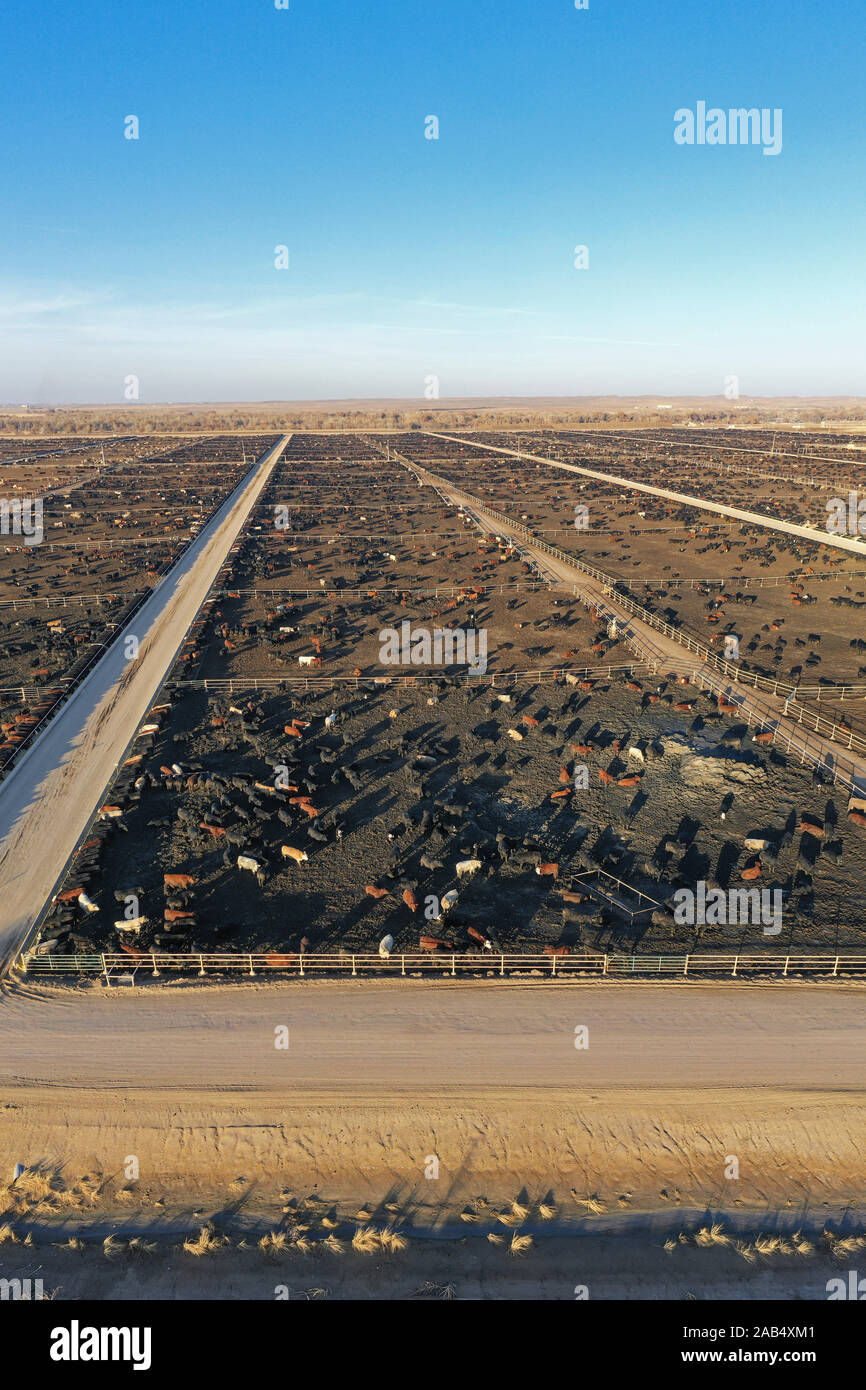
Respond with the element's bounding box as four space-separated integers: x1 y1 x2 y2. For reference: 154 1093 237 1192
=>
164 873 195 889
402 888 419 912
365 884 390 899
54 887 84 903
281 845 309 864
536 862 559 878
799 821 825 838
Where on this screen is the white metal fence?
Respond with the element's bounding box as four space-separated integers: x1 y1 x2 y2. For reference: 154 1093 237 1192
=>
20 950 866 979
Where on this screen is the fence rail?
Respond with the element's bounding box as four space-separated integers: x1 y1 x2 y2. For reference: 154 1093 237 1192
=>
20 950 866 979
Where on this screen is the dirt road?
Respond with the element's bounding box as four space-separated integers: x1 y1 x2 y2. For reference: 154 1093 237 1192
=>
0 434 291 974
0 978 862 1090
1 979 863 1231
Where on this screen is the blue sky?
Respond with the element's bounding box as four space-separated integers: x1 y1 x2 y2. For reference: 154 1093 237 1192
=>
1 0 864 403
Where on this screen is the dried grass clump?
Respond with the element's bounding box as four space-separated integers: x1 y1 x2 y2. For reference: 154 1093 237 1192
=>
695 1223 731 1248
538 1203 556 1221
0 1222 19 1243
412 1281 457 1300
351 1226 381 1254
183 1224 229 1257
380 1227 408 1254
322 1234 345 1254
102 1235 127 1260
259 1230 291 1256
829 1233 866 1259
128 1237 157 1256
576 1195 607 1215
509 1233 534 1256
55 1236 85 1253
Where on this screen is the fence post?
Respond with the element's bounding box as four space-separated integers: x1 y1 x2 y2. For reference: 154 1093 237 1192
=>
783 956 790 977
198 954 205 977
500 953 505 976
351 955 357 977
833 956 839 977
683 954 689 977
248 953 255 977
602 954 608 976
151 953 160 977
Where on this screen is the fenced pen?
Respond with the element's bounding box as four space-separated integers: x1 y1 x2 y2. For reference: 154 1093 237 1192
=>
20 950 866 980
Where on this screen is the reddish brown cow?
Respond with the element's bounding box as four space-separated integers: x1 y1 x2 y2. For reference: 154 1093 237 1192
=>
164 873 195 889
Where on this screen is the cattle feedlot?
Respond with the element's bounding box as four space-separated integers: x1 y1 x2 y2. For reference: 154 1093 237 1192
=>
4 427 866 980
5 0 866 1336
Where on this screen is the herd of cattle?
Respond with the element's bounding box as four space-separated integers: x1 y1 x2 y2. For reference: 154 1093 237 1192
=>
13 430 866 963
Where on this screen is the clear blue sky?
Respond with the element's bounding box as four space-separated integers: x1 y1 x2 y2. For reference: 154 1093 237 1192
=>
1 0 864 403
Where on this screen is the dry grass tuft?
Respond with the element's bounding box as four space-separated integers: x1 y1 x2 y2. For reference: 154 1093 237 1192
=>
259 1230 291 1256
183 1224 229 1257
102 1235 127 1260
412 1281 457 1300
538 1203 556 1221
351 1226 381 1255
55 1236 85 1253
509 1233 534 1256
322 1233 345 1254
128 1237 157 1256
695 1223 731 1248
380 1227 409 1254
575 1195 607 1215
